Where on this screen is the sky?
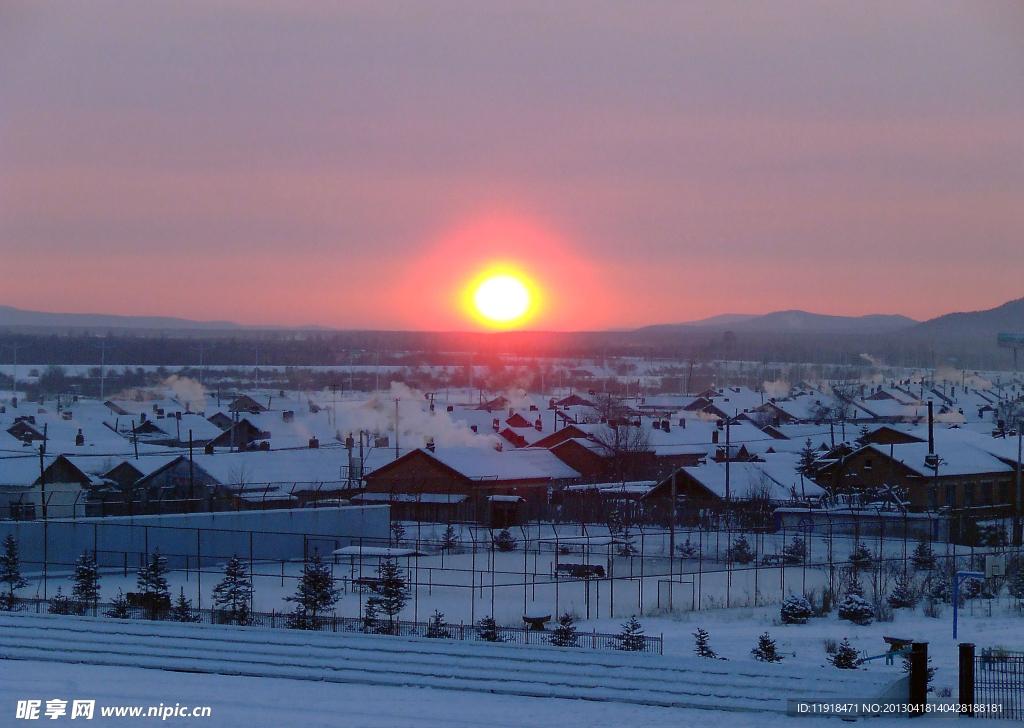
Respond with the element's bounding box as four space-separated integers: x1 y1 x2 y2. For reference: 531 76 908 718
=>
1 1 1022 331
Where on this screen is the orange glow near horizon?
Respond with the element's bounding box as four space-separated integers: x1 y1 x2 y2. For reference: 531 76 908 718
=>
392 214 612 331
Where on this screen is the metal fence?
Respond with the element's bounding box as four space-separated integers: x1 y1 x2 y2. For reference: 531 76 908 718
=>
4 597 663 655
975 648 1024 720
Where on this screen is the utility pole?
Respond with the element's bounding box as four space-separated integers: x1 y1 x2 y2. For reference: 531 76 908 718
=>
1015 425 1023 546
93 341 113 402
254 344 260 392
190 341 207 389
39 424 48 520
189 430 195 513
725 418 731 503
393 398 401 460
4 343 25 401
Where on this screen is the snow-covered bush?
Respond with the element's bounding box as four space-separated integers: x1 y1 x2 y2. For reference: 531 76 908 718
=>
493 529 517 552
549 613 579 647
911 540 936 571
838 594 874 626
848 542 873 572
780 593 812 624
476 616 502 642
728 535 756 565
887 577 918 609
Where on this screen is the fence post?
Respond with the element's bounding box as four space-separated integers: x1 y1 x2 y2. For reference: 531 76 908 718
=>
909 642 929 718
959 643 975 717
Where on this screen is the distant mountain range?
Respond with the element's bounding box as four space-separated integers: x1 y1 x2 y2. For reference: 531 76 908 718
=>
1 297 1021 339
0 305 246 331
638 310 919 335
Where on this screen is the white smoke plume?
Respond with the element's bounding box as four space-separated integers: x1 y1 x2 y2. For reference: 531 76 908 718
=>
761 380 790 398
164 375 208 413
332 382 498 450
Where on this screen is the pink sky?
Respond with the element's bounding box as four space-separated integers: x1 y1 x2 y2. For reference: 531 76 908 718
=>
1 1 1022 331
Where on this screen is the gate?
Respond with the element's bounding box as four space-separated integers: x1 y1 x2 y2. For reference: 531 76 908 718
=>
960 643 1024 719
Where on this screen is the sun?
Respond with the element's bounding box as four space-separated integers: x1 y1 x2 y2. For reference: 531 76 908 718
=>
471 273 532 326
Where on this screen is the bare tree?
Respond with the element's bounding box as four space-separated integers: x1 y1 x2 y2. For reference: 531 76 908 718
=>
591 421 652 481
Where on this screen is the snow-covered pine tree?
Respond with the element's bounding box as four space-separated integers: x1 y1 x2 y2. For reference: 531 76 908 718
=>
105 589 131 619
829 638 860 669
676 539 698 559
693 627 717 658
426 609 451 638
797 438 818 476
848 542 873 572
780 593 813 624
170 588 199 622
728 534 755 565
617 525 637 557
476 616 502 642
887 576 917 609
136 551 171 619
285 553 340 629
751 632 783 662
911 540 936 571
440 524 460 552
493 529 517 552
71 551 100 614
549 612 578 647
855 425 872 447
48 586 76 615
0 534 28 611
212 555 253 625
366 558 409 634
617 615 645 651
782 536 806 565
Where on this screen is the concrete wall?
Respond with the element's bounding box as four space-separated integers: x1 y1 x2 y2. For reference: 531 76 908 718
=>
0 505 390 571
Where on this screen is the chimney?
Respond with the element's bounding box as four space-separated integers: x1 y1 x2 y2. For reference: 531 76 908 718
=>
927 399 934 455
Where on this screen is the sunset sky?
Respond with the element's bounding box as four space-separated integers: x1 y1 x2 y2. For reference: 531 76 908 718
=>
1 1 1022 331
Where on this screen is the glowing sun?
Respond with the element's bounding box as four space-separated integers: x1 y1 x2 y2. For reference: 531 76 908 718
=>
472 274 532 325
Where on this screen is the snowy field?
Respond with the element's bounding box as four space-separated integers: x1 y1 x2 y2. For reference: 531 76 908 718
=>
0 658 971 728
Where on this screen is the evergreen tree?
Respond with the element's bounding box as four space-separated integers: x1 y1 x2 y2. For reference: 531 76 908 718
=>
390 520 406 545
366 558 409 634
751 632 783 662
855 425 872 447
549 612 579 647
285 553 340 629
48 586 77 615
911 540 936 571
105 589 131 619
797 439 818 476
780 593 813 624
829 638 860 669
887 577 918 609
212 556 253 625
0 534 28 611
902 654 937 693
693 627 717 658
617 615 645 651
782 536 806 565
676 539 698 559
928 574 951 604
426 609 451 639
170 588 199 622
1009 566 1024 600
71 552 100 613
848 542 873 572
616 525 637 557
476 616 502 642
361 599 379 633
493 529 517 552
440 524 460 552
728 534 755 565
136 550 171 619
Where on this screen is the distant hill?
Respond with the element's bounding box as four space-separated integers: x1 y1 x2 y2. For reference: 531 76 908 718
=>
0 305 246 331
908 297 1024 341
637 310 918 335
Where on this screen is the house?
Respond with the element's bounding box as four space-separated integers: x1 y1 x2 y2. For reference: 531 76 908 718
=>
361 446 580 524
228 395 268 414
208 419 271 450
0 454 98 519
